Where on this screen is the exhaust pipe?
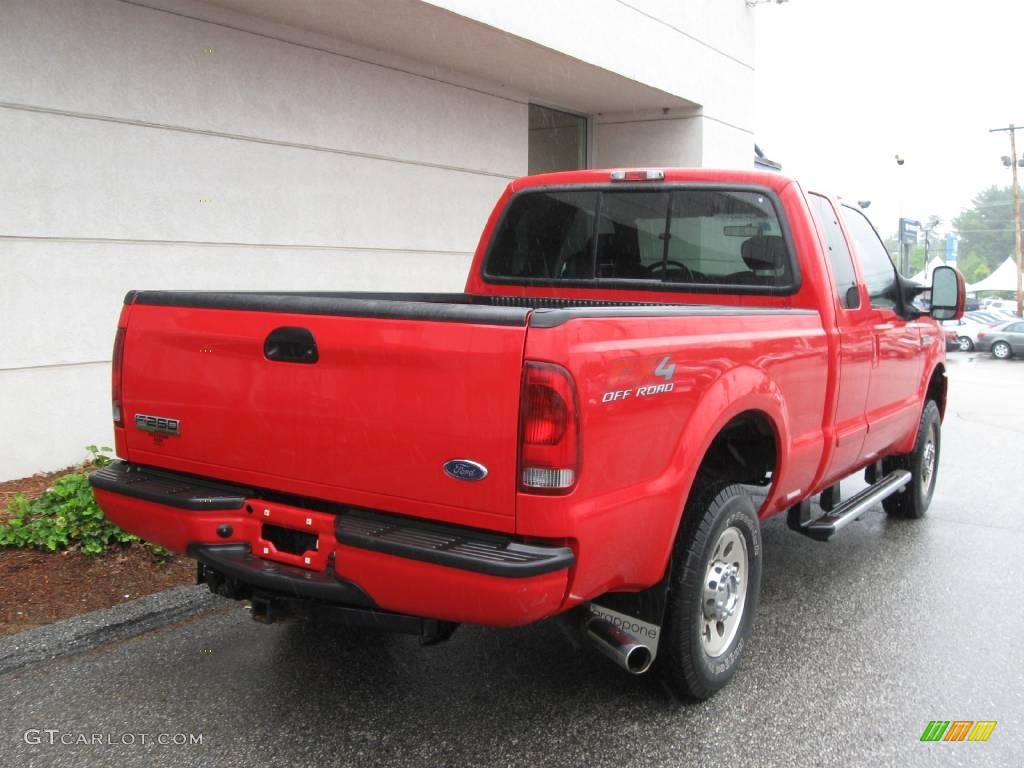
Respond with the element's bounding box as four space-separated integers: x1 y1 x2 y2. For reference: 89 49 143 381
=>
586 617 654 675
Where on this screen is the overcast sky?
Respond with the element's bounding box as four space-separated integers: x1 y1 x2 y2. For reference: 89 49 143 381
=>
755 0 1024 241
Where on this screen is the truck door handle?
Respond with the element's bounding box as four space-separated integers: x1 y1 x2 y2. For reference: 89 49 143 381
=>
872 323 895 332
264 327 319 364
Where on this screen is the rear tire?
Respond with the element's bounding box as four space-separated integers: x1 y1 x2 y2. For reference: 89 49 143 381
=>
658 479 762 700
992 341 1012 360
882 400 941 519
957 336 973 352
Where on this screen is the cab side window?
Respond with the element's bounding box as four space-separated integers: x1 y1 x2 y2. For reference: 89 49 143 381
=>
808 193 859 308
840 205 900 310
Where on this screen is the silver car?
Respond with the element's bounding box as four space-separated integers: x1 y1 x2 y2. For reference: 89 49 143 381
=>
976 320 1024 359
942 317 992 352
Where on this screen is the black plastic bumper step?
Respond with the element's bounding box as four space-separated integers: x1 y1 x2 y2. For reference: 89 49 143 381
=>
90 461 252 510
335 509 574 578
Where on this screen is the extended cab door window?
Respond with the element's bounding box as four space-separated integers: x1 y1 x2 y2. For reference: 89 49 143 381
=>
839 206 901 311
808 194 860 308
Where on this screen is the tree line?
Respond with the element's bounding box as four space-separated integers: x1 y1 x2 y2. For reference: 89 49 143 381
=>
884 185 1017 285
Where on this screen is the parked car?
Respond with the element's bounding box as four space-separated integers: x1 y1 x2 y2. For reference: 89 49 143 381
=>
942 326 959 351
89 168 964 700
981 298 1020 315
942 317 993 351
966 310 1004 326
976 320 1024 359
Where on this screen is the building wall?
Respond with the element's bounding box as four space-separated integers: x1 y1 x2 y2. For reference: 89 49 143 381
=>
426 0 756 131
594 110 704 168
0 0 757 480
0 0 523 479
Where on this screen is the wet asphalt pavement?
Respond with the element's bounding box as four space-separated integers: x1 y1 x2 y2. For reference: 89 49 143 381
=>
2 354 1022 768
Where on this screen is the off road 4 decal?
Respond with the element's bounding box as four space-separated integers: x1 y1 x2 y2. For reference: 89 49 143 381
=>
602 355 676 403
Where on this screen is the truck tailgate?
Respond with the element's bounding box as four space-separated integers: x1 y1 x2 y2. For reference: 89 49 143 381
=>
119 295 529 530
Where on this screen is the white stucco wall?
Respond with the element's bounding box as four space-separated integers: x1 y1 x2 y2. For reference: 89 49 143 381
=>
0 0 757 480
594 110 704 168
426 0 756 133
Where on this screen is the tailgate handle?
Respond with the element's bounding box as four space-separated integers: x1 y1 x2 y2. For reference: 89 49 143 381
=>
264 327 319 364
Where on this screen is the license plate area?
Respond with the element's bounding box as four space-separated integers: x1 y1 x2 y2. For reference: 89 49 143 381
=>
262 523 317 556
250 501 336 571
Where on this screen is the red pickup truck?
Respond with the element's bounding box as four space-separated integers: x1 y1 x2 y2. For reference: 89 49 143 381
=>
91 168 964 699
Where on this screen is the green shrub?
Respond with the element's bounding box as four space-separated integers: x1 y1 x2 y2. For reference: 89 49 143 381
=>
0 446 168 558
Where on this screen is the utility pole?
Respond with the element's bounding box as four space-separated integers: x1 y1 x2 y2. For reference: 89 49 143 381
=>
990 124 1024 317
895 153 907 274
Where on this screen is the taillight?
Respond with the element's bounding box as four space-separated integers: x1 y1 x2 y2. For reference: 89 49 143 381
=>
519 362 579 493
977 331 987 338
111 327 126 427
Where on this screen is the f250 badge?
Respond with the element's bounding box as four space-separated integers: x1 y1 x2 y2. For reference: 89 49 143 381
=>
134 413 181 437
602 355 676 404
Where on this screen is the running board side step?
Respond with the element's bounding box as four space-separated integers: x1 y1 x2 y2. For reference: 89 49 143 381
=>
793 470 912 542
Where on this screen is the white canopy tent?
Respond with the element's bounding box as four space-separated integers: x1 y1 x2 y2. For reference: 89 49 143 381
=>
910 256 945 285
967 256 1020 293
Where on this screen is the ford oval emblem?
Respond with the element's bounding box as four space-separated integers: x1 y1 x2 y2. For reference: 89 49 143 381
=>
443 459 488 482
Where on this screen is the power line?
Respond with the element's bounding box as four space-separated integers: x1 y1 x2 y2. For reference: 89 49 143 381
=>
956 228 1017 233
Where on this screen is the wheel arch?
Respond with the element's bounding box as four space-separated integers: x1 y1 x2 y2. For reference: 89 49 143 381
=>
925 363 948 420
653 367 790 580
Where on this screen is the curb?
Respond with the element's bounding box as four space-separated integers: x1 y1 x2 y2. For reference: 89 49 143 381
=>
0 584 222 676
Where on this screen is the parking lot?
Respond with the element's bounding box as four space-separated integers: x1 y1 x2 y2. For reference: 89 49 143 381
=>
1 353 1022 768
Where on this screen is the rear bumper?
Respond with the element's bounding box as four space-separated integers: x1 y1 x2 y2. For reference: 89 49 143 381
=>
90 462 574 627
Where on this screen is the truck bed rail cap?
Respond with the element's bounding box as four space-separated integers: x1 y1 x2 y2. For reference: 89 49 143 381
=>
529 305 818 328
128 291 530 327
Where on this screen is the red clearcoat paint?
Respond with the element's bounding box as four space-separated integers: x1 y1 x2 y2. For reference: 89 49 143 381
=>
94 168 953 627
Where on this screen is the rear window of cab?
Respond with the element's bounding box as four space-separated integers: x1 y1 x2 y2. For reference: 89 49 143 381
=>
483 187 797 294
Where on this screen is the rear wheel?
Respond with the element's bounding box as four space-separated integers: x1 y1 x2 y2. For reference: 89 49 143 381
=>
957 336 973 352
992 341 1012 359
659 480 762 700
882 400 941 519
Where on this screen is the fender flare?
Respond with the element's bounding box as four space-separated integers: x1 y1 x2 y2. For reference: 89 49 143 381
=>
651 365 792 577
924 361 948 416
891 362 947 456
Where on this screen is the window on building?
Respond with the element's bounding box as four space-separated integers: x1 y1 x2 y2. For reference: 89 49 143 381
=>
528 104 587 175
840 205 900 310
808 193 859 308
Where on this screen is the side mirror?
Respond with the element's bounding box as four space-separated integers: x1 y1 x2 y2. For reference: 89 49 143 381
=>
929 265 965 321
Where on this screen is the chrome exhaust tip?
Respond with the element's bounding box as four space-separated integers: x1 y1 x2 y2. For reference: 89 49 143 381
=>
585 617 654 675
